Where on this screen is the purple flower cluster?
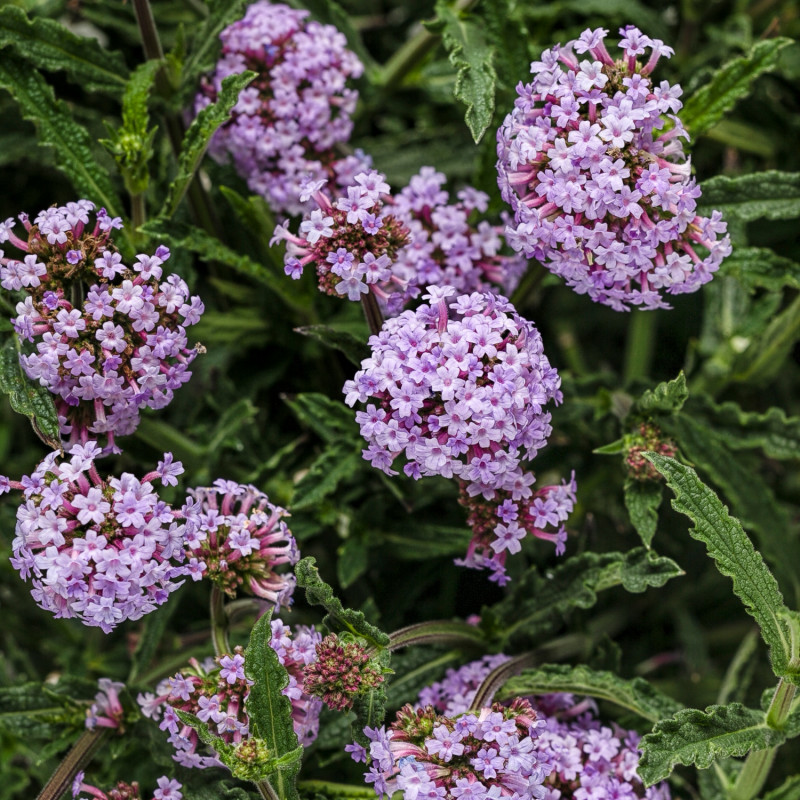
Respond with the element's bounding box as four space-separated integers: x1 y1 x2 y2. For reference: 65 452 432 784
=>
0 201 204 453
496 26 731 310
392 167 526 298
343 287 561 497
457 472 577 584
356 697 549 800
412 656 671 800
86 678 126 730
6 443 189 632
197 0 365 215
273 172 413 312
72 772 182 800
138 620 322 768
180 480 299 606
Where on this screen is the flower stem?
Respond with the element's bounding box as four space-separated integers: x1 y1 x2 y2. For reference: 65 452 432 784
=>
210 585 231 656
255 779 281 800
131 193 147 230
623 309 657 384
384 620 487 652
299 781 375 797
35 730 108 800
361 292 384 336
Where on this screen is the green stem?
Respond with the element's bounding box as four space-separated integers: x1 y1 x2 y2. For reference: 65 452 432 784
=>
469 652 537 711
131 193 146 230
384 620 487 652
210 585 231 656
361 292 384 336
255 779 281 800
730 678 796 800
35 730 108 800
299 781 376 797
623 310 657 384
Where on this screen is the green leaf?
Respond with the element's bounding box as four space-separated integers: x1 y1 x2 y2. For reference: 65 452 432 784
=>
720 246 800 293
638 703 785 785
0 678 96 739
647 454 800 684
0 6 128 94
282 393 360 445
295 557 390 648
337 537 369 589
498 664 682 723
632 372 688 416
593 438 627 455
127 599 179 685
699 171 800 223
244 609 304 797
427 0 496 142
291 444 362 510
294 326 370 367
624 478 662 548
483 548 683 648
0 337 61 451
0 55 122 217
161 71 255 218
761 774 800 800
351 648 391 743
680 38 792 139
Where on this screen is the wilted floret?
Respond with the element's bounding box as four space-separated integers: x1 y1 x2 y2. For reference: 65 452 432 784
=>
8 442 189 632
180 480 299 607
71 772 182 800
343 287 562 499
197 0 365 215
0 201 204 453
496 26 731 310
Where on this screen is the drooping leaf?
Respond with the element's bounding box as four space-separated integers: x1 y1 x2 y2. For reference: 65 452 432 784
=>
482 548 683 649
426 0 496 142
0 337 61 451
282 393 361 445
624 478 662 548
0 6 128 95
498 664 682 723
244 609 305 797
638 703 785 785
295 557 390 648
291 443 362 510
761 774 800 800
720 246 800 293
698 171 800 223
632 372 688 416
680 38 792 139
647 454 800 684
0 55 122 217
294 325 370 367
161 71 255 218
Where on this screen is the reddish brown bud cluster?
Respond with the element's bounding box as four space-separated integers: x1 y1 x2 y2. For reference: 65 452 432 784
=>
626 423 678 481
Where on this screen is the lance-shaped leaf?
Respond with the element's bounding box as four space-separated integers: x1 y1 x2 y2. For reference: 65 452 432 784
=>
244 609 305 799
762 775 800 800
426 0 496 143
0 337 61 450
647 454 800 684
498 664 682 723
295 557 389 648
291 443 363 510
680 38 792 139
0 6 128 95
698 171 800 223
638 703 785 785
631 372 688 416
282 393 361 445
624 478 662 549
0 56 122 217
294 325 370 367
482 548 683 649
161 71 255 218
720 246 800 293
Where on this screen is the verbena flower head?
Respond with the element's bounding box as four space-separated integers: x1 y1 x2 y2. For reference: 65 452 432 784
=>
392 167 527 298
343 287 561 498
496 26 731 310
273 172 414 313
0 201 204 453
357 698 549 800
180 480 299 606
302 633 386 711
9 442 189 632
625 423 678 481
456 471 577 584
72 773 182 800
413 656 672 800
197 0 365 215
139 620 323 768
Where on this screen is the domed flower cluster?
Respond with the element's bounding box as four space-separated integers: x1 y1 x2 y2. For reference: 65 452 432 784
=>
343 287 562 499
138 620 323 768
496 26 730 310
457 472 577 584
412 656 672 800
356 698 550 800
302 633 385 711
273 172 413 313
392 167 527 298
197 0 365 215
5 442 188 632
0 201 204 453
72 772 182 800
180 480 299 607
